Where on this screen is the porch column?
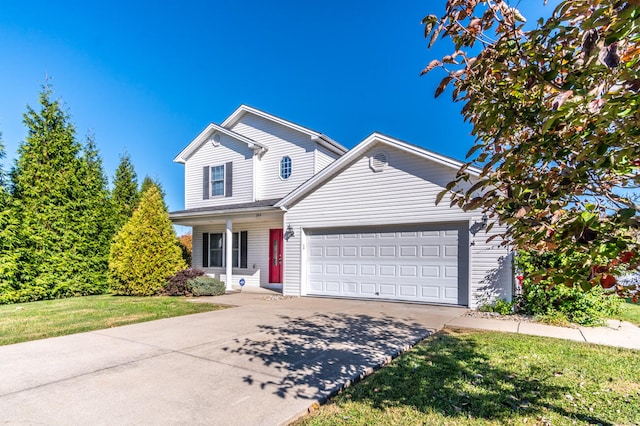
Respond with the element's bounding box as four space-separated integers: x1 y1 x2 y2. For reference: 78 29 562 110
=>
225 219 233 291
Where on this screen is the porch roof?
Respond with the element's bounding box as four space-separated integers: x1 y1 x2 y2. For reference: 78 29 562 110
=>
169 198 283 225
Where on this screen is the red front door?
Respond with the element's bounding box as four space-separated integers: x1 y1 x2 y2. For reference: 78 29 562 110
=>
269 228 283 283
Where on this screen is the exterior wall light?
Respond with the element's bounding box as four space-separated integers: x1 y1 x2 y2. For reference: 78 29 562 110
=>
470 214 488 236
284 224 295 241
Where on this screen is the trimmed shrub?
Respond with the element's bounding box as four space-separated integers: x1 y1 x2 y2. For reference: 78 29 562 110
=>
479 298 514 316
163 268 205 296
189 276 226 297
109 186 187 296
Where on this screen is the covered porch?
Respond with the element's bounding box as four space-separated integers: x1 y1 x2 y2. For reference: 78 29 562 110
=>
170 200 287 291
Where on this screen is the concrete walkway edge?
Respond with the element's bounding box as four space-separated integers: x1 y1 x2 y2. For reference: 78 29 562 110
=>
445 316 640 350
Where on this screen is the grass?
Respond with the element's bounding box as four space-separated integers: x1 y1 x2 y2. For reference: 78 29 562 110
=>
612 299 640 326
0 295 226 346
296 328 640 426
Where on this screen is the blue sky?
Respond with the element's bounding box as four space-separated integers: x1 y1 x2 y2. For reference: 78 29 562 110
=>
0 1 556 219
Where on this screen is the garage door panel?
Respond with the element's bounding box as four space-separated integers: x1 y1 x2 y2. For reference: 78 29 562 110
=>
379 246 396 256
343 282 358 293
360 264 376 275
400 246 418 257
399 265 418 277
361 282 377 295
342 264 357 275
379 265 396 276
422 245 440 257
306 226 463 305
399 285 418 297
379 284 397 296
421 266 439 277
343 246 358 257
421 286 440 298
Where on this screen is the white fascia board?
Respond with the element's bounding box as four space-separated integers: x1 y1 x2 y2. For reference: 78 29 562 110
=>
170 205 280 220
311 135 348 156
276 132 480 209
222 105 348 155
370 133 481 176
173 123 266 164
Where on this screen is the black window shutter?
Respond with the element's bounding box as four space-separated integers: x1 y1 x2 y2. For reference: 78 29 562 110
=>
225 162 233 197
202 233 209 268
203 166 210 199
240 231 248 269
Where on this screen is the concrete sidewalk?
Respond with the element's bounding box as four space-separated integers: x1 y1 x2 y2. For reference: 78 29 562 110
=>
446 315 640 350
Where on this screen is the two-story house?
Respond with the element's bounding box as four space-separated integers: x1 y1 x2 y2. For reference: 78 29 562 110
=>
170 105 512 308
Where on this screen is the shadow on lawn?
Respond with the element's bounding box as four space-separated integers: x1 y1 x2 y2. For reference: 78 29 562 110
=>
222 312 433 401
340 329 614 425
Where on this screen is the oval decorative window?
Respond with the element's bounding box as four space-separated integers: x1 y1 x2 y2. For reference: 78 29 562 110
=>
280 156 292 179
369 151 388 172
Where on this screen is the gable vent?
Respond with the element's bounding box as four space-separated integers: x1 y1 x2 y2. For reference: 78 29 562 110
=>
369 151 389 172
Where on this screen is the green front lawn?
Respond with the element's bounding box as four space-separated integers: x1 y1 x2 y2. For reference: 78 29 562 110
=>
0 295 226 346
614 299 640 326
297 328 640 426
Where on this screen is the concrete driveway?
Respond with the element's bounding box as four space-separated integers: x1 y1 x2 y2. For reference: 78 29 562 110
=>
0 292 466 425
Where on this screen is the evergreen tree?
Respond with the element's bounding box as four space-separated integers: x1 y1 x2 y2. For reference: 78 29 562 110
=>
111 152 139 230
0 132 5 198
0 86 112 303
140 175 167 211
109 185 186 296
71 134 114 293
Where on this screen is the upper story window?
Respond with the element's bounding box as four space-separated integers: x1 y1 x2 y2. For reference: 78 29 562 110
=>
203 162 232 199
211 165 225 196
280 156 292 179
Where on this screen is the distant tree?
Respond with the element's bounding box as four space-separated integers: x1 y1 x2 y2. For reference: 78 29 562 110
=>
178 233 192 266
140 175 165 199
109 185 186 296
111 152 139 230
0 85 111 303
422 0 640 298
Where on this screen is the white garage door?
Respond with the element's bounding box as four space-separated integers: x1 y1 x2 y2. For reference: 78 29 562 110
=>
306 226 463 305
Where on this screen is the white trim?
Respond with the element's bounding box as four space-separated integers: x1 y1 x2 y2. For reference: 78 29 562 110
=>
221 105 348 156
225 219 233 291
299 227 307 296
276 132 481 209
174 123 267 164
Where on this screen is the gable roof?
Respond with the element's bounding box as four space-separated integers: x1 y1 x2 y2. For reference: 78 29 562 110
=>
276 132 481 209
221 104 348 156
173 123 267 164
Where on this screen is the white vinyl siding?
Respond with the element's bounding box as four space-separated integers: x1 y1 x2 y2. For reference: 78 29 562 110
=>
283 142 511 307
315 145 340 172
229 114 317 200
192 218 283 288
184 134 253 209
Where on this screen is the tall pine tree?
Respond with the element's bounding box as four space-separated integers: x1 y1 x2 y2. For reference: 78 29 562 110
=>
111 152 139 230
72 134 115 292
0 131 22 302
1 86 112 303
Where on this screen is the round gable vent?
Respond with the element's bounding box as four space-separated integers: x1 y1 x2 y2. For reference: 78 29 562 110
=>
369 151 389 172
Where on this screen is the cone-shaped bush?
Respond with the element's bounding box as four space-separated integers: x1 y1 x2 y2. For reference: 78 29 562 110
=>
109 185 186 295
